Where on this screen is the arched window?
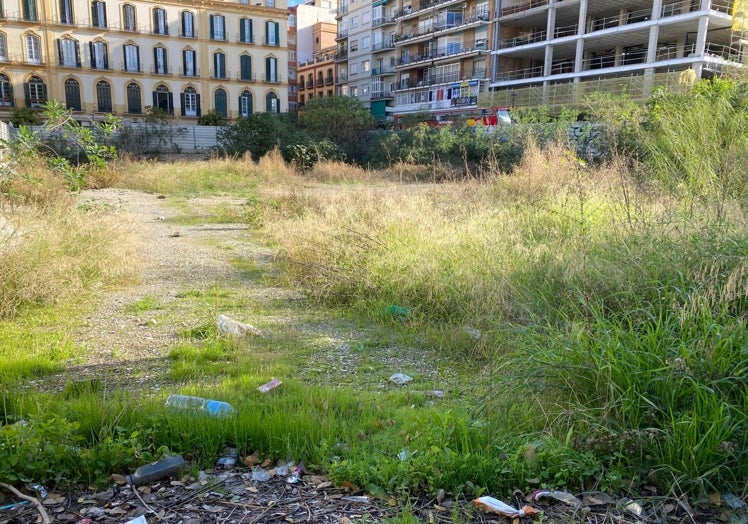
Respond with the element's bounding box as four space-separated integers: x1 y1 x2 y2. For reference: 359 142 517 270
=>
214 88 227 118
0 74 14 107
181 86 199 117
238 90 252 118
59 0 73 24
126 82 141 114
265 92 278 113
152 84 173 114
96 80 112 112
24 75 47 107
153 7 167 35
213 52 225 79
64 78 81 110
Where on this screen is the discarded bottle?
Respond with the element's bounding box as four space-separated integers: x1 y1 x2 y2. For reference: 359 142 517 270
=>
127 455 185 486
165 394 236 417
258 378 282 393
217 314 261 337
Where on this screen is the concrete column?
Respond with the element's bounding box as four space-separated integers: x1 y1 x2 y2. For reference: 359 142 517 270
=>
574 0 587 73
646 0 662 65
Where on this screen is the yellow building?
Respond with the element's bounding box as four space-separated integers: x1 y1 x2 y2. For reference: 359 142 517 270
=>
0 0 288 122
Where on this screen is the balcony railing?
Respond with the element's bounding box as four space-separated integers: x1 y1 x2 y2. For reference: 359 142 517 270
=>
372 40 396 52
397 41 488 67
324 75 334 84
263 74 283 83
371 65 396 75
394 0 465 19
210 69 230 79
370 90 395 100
496 65 543 81
394 11 491 45
372 15 397 27
395 68 485 90
237 73 257 82
179 67 200 77
499 30 546 48
500 0 548 18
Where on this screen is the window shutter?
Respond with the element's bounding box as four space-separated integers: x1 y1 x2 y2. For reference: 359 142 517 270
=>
102 5 107 27
75 41 80 67
196 94 201 116
24 82 31 107
210 15 214 39
152 91 157 108
153 47 157 72
180 92 185 116
41 82 47 102
182 51 186 75
240 19 245 42
249 20 253 42
265 57 269 81
57 39 63 64
168 92 173 114
103 44 108 68
88 42 94 66
274 22 279 45
92 2 98 26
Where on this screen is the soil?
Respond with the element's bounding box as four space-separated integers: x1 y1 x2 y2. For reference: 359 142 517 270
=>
4 189 737 524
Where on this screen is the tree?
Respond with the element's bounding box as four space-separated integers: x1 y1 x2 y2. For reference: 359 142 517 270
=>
198 109 226 126
217 112 304 161
297 96 375 160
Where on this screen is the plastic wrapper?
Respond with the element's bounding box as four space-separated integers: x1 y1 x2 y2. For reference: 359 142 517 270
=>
217 314 261 337
532 489 581 507
258 378 282 393
474 496 539 518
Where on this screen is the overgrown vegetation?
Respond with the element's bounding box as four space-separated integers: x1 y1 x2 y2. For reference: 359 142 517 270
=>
1 75 747 509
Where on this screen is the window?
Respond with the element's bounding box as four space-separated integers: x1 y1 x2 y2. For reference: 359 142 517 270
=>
90 41 108 69
362 59 369 72
362 11 370 24
60 0 73 24
181 11 195 37
0 34 6 61
240 55 252 80
210 14 225 40
57 38 80 67
288 14 296 27
182 49 196 76
213 52 225 78
152 84 173 114
288 50 296 62
153 8 167 35
350 39 358 52
289 101 297 112
240 18 254 43
350 16 358 28
126 82 141 113
265 92 278 112
181 86 199 116
64 78 81 110
25 34 41 64
23 0 36 21
214 88 227 118
124 44 139 72
362 36 370 49
266 0 274 7
350 85 358 96
122 4 136 31
154 46 168 74
239 90 252 117
265 56 277 82
96 80 112 112
0 0 4 18
362 83 369 95
24 75 46 107
0 74 12 107
350 62 358 75
265 21 279 46
91 1 106 27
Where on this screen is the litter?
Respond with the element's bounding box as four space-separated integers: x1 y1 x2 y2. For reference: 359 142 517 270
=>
126 455 185 486
532 489 582 507
251 466 270 482
165 394 236 417
463 325 482 340
389 373 412 385
474 496 539 518
124 516 148 524
385 304 411 321
216 447 238 470
258 378 282 393
217 314 261 337
286 465 303 484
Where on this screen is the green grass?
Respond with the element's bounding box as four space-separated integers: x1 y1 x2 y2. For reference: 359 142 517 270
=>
2 134 747 503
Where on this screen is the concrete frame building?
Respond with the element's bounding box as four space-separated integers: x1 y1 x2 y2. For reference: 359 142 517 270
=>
0 0 289 122
484 0 748 109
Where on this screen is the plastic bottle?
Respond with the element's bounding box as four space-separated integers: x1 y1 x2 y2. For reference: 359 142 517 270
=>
165 394 236 417
126 455 185 486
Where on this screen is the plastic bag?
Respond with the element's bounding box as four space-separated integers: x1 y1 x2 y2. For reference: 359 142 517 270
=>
474 496 539 518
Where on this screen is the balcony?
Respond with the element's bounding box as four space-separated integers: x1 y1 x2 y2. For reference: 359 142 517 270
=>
394 0 465 21
236 73 257 82
372 40 396 53
394 68 485 91
306 80 314 88
298 82 305 91
179 67 200 77
371 65 396 75
335 49 348 61
499 30 546 48
210 69 229 79
154 66 172 75
397 41 488 69
395 11 491 46
499 0 549 18
370 90 394 100
263 74 283 83
325 75 335 85
316 77 324 87
372 15 397 28
336 28 349 40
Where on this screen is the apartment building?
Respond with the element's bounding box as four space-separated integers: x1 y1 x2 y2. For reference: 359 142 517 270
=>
297 21 337 104
288 5 298 111
485 0 747 109
0 0 289 122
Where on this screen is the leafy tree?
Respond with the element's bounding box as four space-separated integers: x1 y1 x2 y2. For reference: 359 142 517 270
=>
198 109 226 126
297 96 375 160
218 112 304 161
